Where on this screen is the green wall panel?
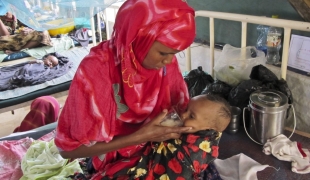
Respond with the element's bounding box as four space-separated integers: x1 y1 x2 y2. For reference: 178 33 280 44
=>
188 0 310 47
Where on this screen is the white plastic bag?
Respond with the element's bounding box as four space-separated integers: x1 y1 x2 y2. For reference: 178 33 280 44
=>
214 44 266 86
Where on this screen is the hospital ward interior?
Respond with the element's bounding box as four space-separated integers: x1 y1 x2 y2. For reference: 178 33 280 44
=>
0 0 310 179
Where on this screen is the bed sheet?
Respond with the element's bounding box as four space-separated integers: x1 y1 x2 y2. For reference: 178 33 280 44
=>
0 46 91 100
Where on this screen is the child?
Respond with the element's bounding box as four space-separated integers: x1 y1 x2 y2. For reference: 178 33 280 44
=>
102 94 232 180
28 54 59 68
0 52 70 91
161 93 231 132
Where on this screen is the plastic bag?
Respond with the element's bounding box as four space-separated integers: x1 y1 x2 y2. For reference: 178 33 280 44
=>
228 64 294 109
214 44 266 86
249 64 278 82
201 80 232 100
228 79 264 110
184 66 214 97
250 65 293 104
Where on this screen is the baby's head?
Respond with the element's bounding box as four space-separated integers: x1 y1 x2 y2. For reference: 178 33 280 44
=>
181 94 231 133
42 54 59 68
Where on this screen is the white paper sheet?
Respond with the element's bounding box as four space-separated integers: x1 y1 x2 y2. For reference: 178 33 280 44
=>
288 34 310 72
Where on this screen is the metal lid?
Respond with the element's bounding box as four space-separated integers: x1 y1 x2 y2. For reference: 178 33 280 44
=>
250 90 288 112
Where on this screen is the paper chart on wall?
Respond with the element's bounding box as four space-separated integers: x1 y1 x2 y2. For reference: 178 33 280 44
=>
288 34 310 72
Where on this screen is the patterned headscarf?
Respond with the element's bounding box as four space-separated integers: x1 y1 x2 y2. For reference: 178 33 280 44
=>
55 0 195 176
111 0 196 124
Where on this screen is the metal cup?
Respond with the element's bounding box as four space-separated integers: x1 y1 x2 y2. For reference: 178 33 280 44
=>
225 106 241 134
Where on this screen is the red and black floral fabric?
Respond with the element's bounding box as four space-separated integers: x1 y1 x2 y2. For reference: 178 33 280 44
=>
102 129 222 180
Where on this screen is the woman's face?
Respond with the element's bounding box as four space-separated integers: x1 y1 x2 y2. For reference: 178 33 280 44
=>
43 55 59 68
142 41 180 70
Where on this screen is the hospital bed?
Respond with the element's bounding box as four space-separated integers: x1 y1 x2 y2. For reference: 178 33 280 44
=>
0 45 91 113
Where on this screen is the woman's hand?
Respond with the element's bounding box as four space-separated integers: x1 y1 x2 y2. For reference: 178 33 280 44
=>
58 110 192 159
131 109 192 144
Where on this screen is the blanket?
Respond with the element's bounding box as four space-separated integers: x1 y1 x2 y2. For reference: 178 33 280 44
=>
101 130 222 180
0 131 55 179
20 139 83 180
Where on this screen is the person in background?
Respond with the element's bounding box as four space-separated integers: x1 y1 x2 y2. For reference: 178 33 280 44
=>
54 0 226 179
13 96 60 133
0 12 53 54
0 12 17 36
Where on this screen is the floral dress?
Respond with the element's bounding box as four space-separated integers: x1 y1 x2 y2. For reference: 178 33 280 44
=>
102 130 223 180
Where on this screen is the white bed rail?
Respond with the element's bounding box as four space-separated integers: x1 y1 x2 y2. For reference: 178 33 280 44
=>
187 10 310 79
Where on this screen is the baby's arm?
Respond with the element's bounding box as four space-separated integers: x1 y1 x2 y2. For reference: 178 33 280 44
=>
28 60 43 64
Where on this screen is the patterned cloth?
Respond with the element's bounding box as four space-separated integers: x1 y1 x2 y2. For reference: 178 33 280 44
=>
102 130 222 180
0 30 53 51
55 0 196 179
0 14 52 51
13 96 60 132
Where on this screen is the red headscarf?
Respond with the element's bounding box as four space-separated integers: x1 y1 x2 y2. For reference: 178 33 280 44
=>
55 0 195 177
13 96 60 133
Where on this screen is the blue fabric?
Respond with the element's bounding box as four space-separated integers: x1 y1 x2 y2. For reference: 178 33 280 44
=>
1 0 122 31
2 52 30 62
0 0 8 15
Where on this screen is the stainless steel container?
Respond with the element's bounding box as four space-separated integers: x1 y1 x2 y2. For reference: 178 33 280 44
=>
226 106 241 134
248 90 289 144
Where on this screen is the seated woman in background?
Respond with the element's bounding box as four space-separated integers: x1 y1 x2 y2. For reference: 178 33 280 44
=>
0 12 53 54
13 96 60 133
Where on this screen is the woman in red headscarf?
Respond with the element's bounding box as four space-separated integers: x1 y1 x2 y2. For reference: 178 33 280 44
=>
55 0 197 179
